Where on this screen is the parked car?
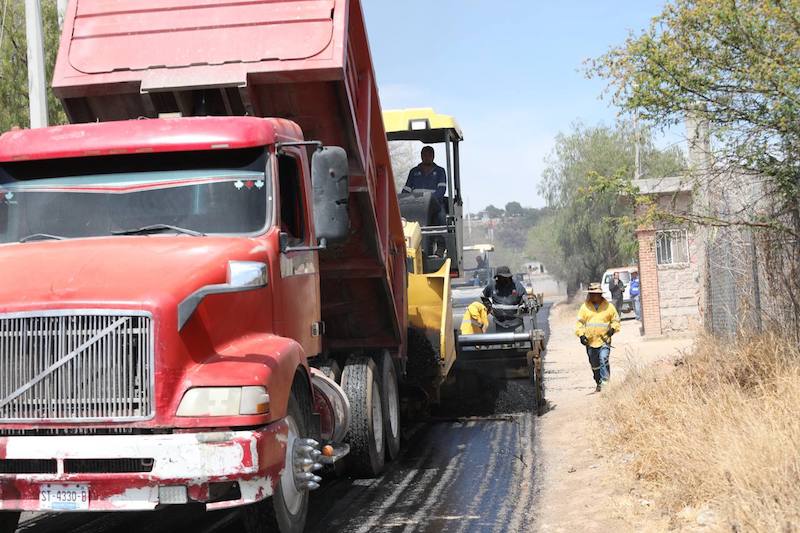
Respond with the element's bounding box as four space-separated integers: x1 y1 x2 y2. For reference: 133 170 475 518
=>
602 267 638 314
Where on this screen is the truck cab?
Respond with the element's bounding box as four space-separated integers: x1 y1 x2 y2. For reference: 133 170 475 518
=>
0 116 353 524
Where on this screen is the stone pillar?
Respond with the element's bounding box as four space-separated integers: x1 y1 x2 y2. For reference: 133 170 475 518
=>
637 229 662 336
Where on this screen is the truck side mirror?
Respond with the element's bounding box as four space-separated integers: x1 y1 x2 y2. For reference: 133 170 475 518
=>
311 146 350 244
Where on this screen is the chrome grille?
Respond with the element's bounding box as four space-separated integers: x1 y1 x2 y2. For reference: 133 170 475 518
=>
0 311 154 422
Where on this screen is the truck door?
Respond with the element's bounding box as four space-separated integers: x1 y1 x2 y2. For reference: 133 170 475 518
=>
275 150 322 357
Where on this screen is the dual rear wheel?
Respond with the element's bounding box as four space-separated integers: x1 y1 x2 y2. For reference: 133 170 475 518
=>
342 350 401 476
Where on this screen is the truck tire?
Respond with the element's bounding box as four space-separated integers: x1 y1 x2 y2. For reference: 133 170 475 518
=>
375 350 401 461
318 360 342 383
243 384 311 533
342 356 385 477
0 512 19 533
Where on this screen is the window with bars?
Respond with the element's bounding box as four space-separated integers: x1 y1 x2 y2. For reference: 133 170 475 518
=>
656 229 690 266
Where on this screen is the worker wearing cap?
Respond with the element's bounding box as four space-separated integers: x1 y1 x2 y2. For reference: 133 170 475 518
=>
575 282 621 392
459 300 489 335
482 266 530 333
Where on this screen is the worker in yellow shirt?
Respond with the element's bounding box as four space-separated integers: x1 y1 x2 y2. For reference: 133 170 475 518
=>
575 282 621 392
460 300 489 335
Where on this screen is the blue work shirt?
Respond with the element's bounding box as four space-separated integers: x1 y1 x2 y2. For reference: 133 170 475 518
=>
403 164 447 201
630 277 640 296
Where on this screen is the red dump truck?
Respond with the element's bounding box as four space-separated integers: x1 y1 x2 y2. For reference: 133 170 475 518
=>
0 1 410 531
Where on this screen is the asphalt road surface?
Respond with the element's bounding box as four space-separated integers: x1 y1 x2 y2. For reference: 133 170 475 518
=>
19 302 551 533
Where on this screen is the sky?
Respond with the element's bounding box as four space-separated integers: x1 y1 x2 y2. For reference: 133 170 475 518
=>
362 1 670 212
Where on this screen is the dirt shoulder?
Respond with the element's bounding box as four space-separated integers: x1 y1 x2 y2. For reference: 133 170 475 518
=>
534 302 693 533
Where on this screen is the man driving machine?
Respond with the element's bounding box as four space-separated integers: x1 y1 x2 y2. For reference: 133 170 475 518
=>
482 266 532 333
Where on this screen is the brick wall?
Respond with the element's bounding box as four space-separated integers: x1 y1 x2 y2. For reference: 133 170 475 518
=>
637 229 662 336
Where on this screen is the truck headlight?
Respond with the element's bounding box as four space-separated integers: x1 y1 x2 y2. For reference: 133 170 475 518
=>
176 386 270 417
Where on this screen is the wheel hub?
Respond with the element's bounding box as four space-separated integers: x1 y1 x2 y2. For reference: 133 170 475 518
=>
292 437 324 491
280 417 323 516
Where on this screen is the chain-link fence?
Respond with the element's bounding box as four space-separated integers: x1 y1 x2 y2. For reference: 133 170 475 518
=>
680 119 800 339
704 226 761 336
704 222 800 339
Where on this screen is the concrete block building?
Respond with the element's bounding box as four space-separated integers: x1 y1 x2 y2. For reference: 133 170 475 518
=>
633 177 702 336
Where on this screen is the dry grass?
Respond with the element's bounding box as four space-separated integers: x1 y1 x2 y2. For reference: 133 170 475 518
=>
601 334 800 532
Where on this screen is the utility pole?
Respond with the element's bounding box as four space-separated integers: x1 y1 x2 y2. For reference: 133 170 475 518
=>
25 0 48 128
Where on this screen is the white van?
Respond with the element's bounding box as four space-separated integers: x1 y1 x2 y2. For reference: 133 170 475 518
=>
602 267 638 314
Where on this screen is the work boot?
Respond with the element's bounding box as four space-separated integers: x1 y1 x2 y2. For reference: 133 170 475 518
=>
595 383 602 393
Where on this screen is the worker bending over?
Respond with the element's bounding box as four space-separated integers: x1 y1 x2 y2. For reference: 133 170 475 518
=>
459 300 489 335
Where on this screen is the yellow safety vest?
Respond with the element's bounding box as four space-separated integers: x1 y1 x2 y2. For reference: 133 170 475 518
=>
575 299 621 348
460 301 489 335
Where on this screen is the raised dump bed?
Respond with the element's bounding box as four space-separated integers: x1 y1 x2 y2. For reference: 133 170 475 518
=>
54 0 407 356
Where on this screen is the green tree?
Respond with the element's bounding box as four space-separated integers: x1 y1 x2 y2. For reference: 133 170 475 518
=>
465 205 550 273
505 201 524 217
532 122 684 294
494 217 528 251
0 0 67 130
525 214 567 280
484 204 504 218
590 0 800 229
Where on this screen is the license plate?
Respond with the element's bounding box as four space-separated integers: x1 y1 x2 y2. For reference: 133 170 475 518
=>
39 484 90 511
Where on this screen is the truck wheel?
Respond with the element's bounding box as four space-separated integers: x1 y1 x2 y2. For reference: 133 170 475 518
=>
318 360 342 383
243 386 310 533
0 512 19 533
376 350 401 461
342 356 385 477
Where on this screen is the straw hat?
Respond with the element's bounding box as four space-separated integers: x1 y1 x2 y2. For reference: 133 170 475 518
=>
587 282 604 294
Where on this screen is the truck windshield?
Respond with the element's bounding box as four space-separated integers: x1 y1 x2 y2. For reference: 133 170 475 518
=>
0 147 272 243
0 151 272 243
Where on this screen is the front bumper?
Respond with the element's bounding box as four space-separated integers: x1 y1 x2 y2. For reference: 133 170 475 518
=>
0 421 288 512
